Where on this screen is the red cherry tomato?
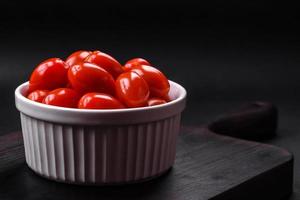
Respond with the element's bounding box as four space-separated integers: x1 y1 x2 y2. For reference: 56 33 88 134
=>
66 82 72 88
78 93 124 109
29 58 69 92
130 65 170 98
43 88 80 108
27 90 49 103
124 58 151 72
116 71 150 107
65 50 91 67
147 98 167 106
85 51 123 79
161 94 171 102
68 62 116 95
150 93 171 102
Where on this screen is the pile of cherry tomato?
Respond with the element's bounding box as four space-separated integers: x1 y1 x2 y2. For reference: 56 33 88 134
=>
27 50 170 109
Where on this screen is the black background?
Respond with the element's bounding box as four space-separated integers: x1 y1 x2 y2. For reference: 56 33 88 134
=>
0 0 300 199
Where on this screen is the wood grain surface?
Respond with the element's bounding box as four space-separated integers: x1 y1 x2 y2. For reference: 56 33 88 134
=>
0 126 293 200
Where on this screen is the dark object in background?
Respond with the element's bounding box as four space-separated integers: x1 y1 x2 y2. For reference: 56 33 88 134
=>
209 101 278 140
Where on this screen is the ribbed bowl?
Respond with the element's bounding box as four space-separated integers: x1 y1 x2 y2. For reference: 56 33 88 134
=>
15 81 186 185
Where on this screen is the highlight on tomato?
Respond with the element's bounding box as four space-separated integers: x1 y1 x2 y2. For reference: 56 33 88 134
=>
68 62 116 95
65 50 91 67
27 90 49 103
78 93 124 109
115 71 150 108
29 58 69 92
26 50 171 109
147 98 167 106
123 58 151 72
85 51 123 79
43 88 80 108
130 65 170 98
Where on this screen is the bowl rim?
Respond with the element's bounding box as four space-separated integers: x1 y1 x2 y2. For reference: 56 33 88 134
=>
15 81 187 125
15 80 186 113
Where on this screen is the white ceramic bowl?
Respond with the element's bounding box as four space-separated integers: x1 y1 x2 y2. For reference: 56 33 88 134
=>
15 81 186 185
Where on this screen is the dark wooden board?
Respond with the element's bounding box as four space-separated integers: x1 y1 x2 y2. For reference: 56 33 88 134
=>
0 126 293 200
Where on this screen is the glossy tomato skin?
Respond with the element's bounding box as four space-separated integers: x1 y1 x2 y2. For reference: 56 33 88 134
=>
130 65 170 98
115 71 150 108
78 93 125 109
151 93 171 102
85 51 123 79
147 98 167 106
124 58 150 72
27 90 49 103
43 88 80 108
65 50 91 67
29 58 69 93
68 62 116 95
66 82 72 88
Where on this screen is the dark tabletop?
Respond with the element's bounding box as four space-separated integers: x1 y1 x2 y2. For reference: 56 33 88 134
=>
0 1 300 199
